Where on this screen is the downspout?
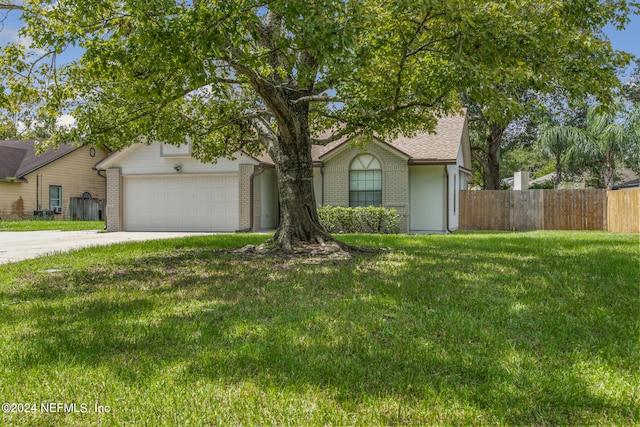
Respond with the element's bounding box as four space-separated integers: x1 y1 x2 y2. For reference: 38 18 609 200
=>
93 167 107 179
320 165 325 205
444 166 452 233
237 166 266 233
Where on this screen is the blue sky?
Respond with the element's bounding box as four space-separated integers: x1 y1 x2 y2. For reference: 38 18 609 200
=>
604 12 640 79
606 11 640 56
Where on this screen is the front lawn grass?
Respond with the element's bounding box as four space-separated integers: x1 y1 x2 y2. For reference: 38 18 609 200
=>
0 220 104 231
0 231 637 426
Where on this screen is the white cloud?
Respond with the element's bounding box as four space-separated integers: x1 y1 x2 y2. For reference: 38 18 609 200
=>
14 114 76 136
56 114 76 129
15 120 27 134
0 21 47 55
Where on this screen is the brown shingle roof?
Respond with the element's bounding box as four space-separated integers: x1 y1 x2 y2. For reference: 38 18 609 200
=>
98 114 467 168
0 140 80 179
387 115 466 162
311 114 466 162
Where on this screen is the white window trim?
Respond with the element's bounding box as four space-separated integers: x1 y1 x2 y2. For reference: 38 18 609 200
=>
349 154 382 207
49 185 62 209
160 141 192 158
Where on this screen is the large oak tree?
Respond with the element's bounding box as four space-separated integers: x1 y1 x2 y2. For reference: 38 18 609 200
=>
0 0 635 247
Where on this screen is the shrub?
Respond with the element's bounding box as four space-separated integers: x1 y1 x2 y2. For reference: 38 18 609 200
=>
318 206 400 234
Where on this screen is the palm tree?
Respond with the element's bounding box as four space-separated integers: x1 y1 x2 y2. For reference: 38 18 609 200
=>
538 123 586 188
576 106 639 190
540 105 639 190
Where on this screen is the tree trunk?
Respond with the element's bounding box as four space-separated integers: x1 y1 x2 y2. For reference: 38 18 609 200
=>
269 123 332 250
603 158 614 190
555 153 562 188
484 123 505 190
242 69 336 250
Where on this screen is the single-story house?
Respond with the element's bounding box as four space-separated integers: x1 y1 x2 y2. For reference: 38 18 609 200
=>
0 140 110 220
96 114 472 233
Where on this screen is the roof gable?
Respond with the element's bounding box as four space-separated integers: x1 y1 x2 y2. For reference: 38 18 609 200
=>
94 143 145 170
310 113 468 164
0 140 81 179
94 113 468 169
318 137 410 163
94 141 262 171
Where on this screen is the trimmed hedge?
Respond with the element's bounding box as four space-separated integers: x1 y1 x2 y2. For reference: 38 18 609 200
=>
318 206 400 234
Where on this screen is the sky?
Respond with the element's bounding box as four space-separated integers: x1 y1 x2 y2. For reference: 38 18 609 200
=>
607 13 640 58
604 12 640 79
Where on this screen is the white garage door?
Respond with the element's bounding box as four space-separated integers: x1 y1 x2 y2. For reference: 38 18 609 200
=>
123 174 239 231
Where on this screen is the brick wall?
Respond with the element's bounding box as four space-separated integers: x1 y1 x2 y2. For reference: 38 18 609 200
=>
323 143 410 232
105 167 121 231
238 164 254 230
252 167 262 231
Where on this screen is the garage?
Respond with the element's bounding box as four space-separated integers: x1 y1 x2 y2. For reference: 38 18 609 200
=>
123 174 239 232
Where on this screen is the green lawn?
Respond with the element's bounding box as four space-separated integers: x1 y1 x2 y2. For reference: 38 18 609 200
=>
0 220 104 231
0 232 638 426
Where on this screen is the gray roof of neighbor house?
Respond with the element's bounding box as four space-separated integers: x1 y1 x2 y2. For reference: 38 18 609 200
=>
613 179 640 189
0 140 81 180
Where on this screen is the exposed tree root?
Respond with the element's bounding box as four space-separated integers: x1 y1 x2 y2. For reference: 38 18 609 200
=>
233 238 381 261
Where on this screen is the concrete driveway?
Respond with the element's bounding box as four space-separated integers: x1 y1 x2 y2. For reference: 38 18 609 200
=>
0 230 211 265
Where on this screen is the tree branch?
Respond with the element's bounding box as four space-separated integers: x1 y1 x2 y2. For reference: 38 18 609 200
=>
218 77 247 85
232 110 273 122
291 93 344 105
0 2 25 11
407 36 458 57
362 98 439 118
310 129 353 146
251 116 277 153
88 87 196 137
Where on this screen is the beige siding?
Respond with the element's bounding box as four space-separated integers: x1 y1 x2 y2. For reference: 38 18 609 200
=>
323 142 409 232
0 146 109 220
111 142 256 175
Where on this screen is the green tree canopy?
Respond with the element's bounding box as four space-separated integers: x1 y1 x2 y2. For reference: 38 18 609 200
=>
1 0 636 247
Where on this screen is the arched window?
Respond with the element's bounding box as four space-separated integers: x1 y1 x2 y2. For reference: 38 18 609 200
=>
349 154 382 207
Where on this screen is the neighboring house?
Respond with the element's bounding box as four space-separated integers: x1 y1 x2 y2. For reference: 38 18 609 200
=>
503 168 640 190
96 113 472 233
612 179 640 190
612 168 640 190
0 140 110 220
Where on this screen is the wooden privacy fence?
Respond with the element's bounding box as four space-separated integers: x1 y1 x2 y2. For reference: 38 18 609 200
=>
69 197 103 221
607 189 640 233
460 188 639 232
